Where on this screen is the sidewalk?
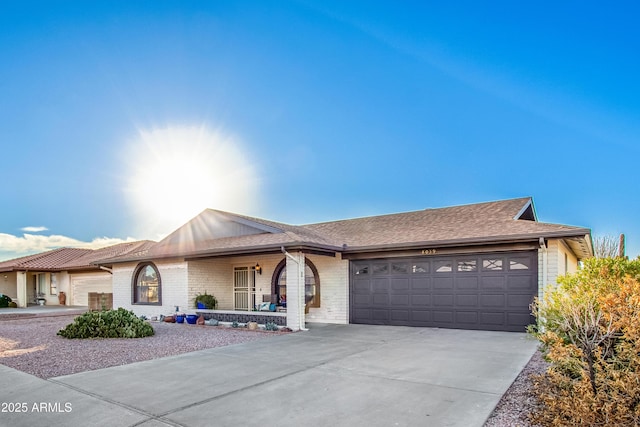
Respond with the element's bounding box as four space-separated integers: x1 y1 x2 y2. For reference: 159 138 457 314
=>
0 305 88 320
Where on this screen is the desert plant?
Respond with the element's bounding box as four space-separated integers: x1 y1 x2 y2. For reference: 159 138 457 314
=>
264 322 279 331
57 308 154 339
231 320 240 328
529 257 640 425
194 292 217 309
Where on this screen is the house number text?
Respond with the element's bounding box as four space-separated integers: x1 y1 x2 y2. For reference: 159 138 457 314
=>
421 249 437 255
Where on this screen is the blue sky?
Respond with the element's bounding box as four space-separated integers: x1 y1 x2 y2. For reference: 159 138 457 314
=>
1 1 638 261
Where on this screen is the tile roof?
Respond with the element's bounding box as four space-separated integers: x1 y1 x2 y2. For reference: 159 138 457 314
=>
97 197 592 264
0 241 155 272
0 248 91 272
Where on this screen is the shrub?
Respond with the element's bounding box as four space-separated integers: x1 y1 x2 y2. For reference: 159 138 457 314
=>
58 308 154 339
530 257 640 425
264 322 279 331
194 292 217 309
0 294 12 308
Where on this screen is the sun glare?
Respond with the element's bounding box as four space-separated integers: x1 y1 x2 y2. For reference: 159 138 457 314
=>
125 125 260 239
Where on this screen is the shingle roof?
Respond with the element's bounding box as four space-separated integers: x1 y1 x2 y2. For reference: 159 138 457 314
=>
0 241 155 272
305 197 589 250
97 197 592 264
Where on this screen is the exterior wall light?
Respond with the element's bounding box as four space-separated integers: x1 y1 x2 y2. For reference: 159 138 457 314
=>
255 263 262 275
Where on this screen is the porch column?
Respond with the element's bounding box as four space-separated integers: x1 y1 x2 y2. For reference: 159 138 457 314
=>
285 251 306 331
16 272 27 308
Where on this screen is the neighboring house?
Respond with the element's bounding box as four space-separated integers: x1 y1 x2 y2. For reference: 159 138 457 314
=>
0 241 154 307
97 197 593 332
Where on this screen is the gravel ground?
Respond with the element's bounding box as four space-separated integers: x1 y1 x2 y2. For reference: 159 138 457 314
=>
0 315 288 379
484 349 548 427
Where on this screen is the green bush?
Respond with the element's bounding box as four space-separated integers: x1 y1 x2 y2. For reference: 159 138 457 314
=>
530 257 640 425
264 322 279 331
58 308 154 339
194 292 217 309
0 294 12 308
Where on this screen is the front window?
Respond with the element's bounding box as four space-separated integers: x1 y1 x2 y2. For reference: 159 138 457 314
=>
133 263 161 305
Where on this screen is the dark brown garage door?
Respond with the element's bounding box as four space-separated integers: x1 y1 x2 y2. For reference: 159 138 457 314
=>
350 251 537 332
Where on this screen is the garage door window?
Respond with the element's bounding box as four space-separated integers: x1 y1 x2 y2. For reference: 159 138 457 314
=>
392 263 408 274
482 259 503 271
412 262 429 273
354 264 369 275
435 261 452 273
509 258 530 270
457 260 477 272
373 263 388 275
132 263 162 305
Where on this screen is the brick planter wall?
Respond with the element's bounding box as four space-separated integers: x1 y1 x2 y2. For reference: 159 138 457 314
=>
196 311 287 326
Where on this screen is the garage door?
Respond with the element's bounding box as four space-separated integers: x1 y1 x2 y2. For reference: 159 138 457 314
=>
350 251 537 332
71 274 112 307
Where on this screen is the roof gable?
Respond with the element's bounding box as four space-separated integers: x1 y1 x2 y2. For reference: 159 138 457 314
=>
153 209 286 254
513 198 537 221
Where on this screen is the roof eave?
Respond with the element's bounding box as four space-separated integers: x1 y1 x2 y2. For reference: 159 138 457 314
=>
342 229 592 254
96 242 343 265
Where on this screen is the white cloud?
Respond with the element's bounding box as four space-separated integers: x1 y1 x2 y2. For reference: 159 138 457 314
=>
21 226 48 233
0 233 138 262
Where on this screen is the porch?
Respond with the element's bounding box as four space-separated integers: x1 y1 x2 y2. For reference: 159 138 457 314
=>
187 251 315 330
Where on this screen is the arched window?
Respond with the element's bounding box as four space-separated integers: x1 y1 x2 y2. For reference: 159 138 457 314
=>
272 258 320 308
132 262 162 305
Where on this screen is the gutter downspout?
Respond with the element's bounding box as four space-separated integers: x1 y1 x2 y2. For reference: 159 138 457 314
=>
539 237 548 295
281 246 308 331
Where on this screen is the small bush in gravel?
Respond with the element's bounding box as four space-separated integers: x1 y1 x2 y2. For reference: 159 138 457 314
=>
264 322 279 331
57 308 154 339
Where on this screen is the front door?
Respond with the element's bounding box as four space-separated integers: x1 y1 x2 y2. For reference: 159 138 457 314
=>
233 266 256 310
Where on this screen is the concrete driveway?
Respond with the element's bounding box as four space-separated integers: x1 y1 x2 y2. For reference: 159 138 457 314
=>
1 323 537 427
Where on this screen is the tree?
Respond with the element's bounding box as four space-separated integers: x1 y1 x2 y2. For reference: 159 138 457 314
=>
593 234 621 259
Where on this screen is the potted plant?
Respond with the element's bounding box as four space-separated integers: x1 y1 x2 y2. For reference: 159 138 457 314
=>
194 292 217 309
37 292 46 306
175 312 186 323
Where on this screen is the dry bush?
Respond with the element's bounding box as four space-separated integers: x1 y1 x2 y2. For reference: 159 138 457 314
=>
530 257 640 426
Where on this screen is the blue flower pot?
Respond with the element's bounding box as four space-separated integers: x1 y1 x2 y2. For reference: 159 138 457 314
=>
176 315 185 324
186 314 198 324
